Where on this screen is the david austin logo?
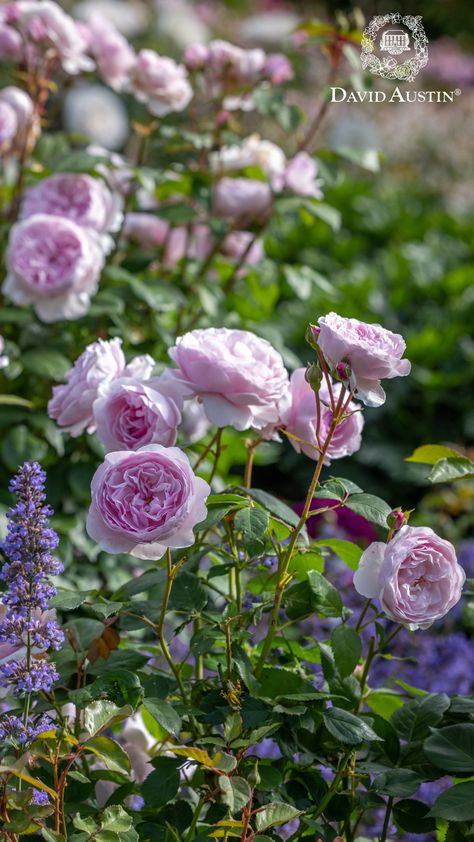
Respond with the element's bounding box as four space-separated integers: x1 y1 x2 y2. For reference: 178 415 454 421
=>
361 13 428 81
330 12 461 104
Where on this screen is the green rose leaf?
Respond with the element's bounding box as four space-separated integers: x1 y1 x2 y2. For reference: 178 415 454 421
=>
323 707 382 745
424 724 474 774
331 625 362 678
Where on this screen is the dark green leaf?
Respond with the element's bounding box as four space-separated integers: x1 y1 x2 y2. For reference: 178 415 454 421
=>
374 769 424 797
428 782 474 821
254 803 303 831
323 708 382 745
331 625 362 677
428 456 474 483
22 349 71 381
234 506 269 555
168 571 207 612
424 724 474 774
142 699 181 738
345 493 392 527
140 758 180 808
392 693 450 743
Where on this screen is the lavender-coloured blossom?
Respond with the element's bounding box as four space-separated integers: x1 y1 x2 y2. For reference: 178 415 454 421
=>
0 462 63 697
0 712 52 746
32 788 49 806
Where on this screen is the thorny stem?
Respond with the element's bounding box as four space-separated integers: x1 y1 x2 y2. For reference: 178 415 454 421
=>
255 384 349 677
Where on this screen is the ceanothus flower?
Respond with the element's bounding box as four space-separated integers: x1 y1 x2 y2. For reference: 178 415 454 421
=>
4 214 105 322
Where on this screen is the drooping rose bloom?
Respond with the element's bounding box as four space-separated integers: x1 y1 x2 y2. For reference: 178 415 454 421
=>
0 336 8 369
285 152 323 199
0 87 37 156
281 369 364 463
168 327 289 431
213 177 272 224
130 49 193 116
85 14 135 90
4 214 105 322
48 338 126 436
317 312 411 407
20 173 123 250
93 376 184 451
14 0 94 75
353 526 465 630
86 445 210 559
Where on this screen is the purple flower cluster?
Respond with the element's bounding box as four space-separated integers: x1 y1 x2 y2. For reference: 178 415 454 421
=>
0 712 52 746
0 462 63 697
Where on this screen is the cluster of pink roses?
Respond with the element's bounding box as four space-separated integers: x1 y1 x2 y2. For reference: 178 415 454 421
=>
46 314 465 628
3 172 123 322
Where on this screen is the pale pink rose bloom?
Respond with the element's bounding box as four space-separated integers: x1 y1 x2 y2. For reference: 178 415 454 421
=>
48 338 126 436
264 53 294 84
0 101 17 150
222 231 263 265
213 177 272 224
281 369 364 463
168 327 289 431
163 224 213 267
86 445 210 560
0 336 8 370
317 312 411 407
4 214 104 323
353 526 466 630
184 42 209 70
285 152 323 198
130 49 193 117
0 8 24 62
122 212 169 250
93 375 184 451
86 14 135 90
0 86 37 155
14 0 94 74
178 398 211 445
123 354 155 381
211 135 286 190
20 173 123 251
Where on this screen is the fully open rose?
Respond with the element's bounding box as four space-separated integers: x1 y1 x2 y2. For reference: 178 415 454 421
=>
168 327 289 431
317 312 411 407
86 445 210 559
354 525 466 630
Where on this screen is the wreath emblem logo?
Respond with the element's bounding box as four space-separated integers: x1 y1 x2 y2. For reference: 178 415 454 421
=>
361 14 429 82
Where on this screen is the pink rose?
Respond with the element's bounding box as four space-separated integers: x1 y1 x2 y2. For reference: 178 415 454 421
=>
163 224 213 267
213 177 272 224
122 213 169 250
14 0 94 74
353 526 465 630
0 86 37 155
130 49 193 117
212 135 286 190
168 327 289 431
285 152 323 198
0 100 17 150
317 312 411 407
0 8 23 62
86 445 210 559
20 173 123 251
178 398 211 445
4 214 104 322
86 14 135 90
48 338 126 436
222 231 263 265
281 369 364 463
0 335 8 369
184 43 210 70
263 53 294 85
93 376 184 451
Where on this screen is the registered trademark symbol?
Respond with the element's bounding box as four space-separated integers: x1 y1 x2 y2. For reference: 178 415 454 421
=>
455 88 461 96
